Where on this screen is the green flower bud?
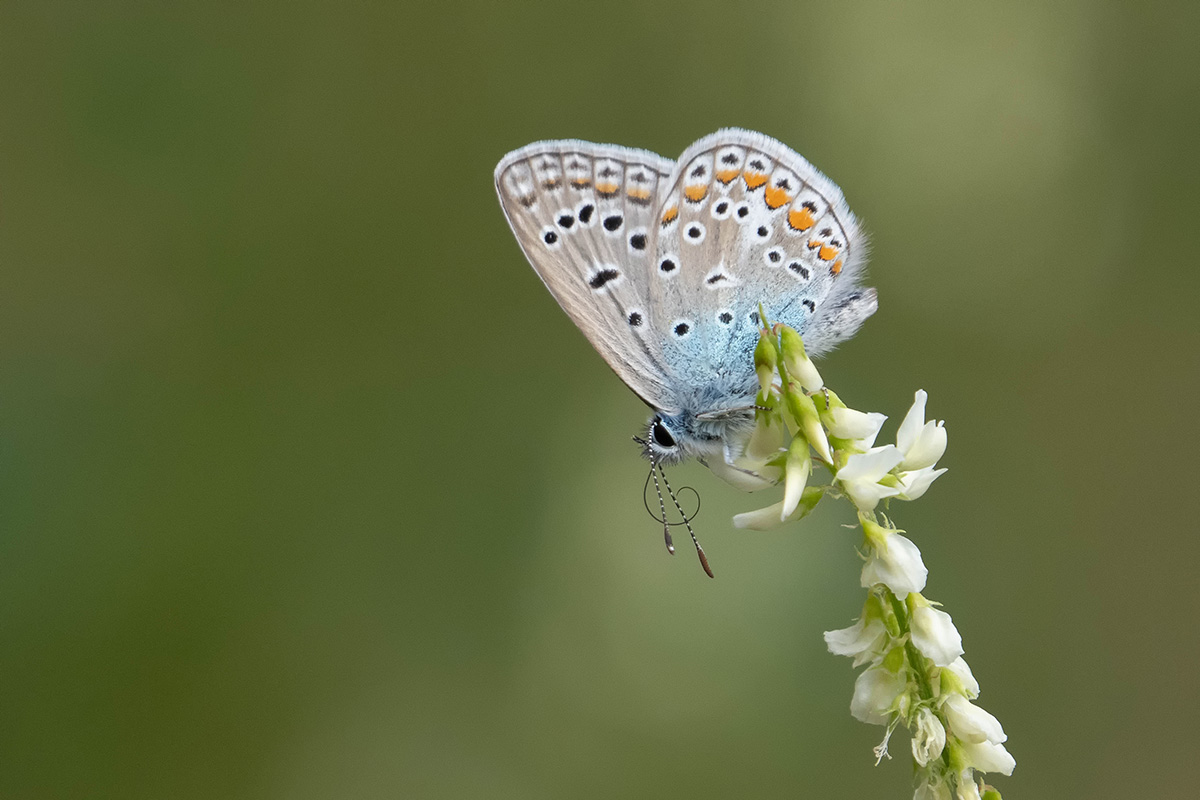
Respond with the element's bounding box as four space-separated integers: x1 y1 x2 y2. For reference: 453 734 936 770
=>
781 436 813 519
779 325 823 392
783 383 832 462
754 334 779 396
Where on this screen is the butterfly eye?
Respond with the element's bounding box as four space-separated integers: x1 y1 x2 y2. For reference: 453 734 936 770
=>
652 419 676 449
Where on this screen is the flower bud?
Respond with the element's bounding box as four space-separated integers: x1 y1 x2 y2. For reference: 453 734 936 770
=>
781 436 813 519
731 487 823 530
754 334 779 396
779 325 823 392
783 384 832 463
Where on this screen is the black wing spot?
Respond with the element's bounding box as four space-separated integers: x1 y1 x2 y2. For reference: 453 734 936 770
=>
629 233 647 250
715 201 729 214
558 214 575 229
603 215 623 231
788 262 810 279
628 311 643 326
767 249 782 263
589 268 620 289
737 205 749 218
749 159 765 170
687 225 703 239
775 178 791 190
749 311 760 325
802 299 816 312
820 227 832 237
632 172 648 183
659 258 676 273
802 200 817 211
706 274 727 285
721 153 738 164
690 165 706 178
718 311 733 324
599 166 618 178
757 226 769 237
578 204 594 223
674 322 690 337
543 230 558 245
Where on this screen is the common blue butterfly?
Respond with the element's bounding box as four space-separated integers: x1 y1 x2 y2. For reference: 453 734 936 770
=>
495 129 876 574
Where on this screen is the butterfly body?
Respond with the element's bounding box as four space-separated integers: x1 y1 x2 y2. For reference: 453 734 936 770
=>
495 129 877 470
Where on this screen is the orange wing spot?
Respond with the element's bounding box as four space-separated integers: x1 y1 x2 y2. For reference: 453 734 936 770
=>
818 244 839 261
596 182 619 195
787 207 815 231
684 184 708 202
570 178 592 189
715 169 739 184
744 171 768 190
764 185 791 210
661 206 679 225
807 238 822 250
627 187 652 201
830 259 843 276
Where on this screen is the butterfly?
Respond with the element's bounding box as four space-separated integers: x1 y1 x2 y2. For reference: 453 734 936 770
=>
495 129 876 576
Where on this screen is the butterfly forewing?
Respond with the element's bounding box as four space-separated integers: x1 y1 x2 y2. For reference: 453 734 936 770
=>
495 141 682 412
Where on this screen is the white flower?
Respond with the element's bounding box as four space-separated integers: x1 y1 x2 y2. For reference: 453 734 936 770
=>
850 665 907 725
910 603 964 666
824 616 888 667
827 407 887 442
896 465 948 501
942 694 1006 744
942 657 980 699
861 527 928 596
837 445 904 512
911 707 946 766
960 740 1016 775
896 390 948 471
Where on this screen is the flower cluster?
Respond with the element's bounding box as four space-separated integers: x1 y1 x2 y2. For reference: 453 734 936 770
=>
719 318 1014 800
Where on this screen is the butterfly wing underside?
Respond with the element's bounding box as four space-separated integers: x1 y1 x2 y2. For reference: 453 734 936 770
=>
495 141 682 413
650 129 877 398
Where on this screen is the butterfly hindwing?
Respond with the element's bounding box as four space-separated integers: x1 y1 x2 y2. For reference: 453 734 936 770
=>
495 141 682 412
496 129 876 418
651 129 874 401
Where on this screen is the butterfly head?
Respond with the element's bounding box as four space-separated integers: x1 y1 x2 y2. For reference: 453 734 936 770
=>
638 410 734 467
642 415 683 465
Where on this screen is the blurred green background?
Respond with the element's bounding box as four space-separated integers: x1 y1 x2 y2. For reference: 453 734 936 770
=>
2 1 1198 797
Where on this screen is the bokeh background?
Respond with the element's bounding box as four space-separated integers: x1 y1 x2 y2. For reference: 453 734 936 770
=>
2 1 1198 797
